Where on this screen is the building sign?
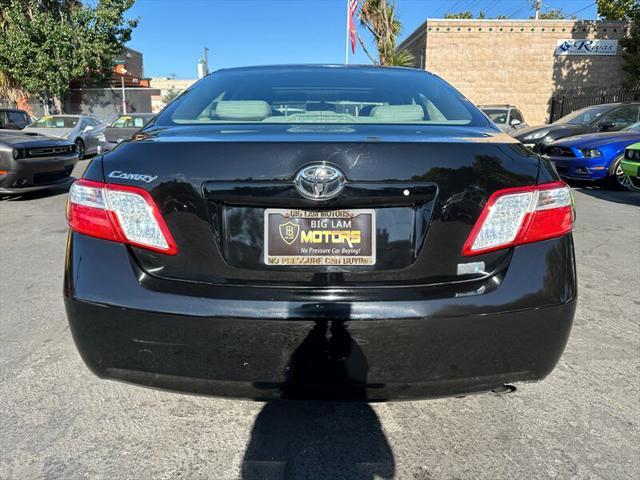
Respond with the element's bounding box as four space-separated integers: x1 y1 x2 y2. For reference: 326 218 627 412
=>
555 39 618 56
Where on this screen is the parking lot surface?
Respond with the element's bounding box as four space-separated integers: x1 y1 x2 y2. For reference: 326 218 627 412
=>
1 161 638 480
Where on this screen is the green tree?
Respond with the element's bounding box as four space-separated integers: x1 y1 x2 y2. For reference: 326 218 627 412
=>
531 8 573 19
596 1 640 85
162 87 181 105
358 0 415 67
444 11 473 19
596 0 639 19
621 13 640 85
443 11 513 19
0 0 137 111
444 11 486 19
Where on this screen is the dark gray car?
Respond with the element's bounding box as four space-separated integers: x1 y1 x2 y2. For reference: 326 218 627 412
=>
0 129 78 194
0 109 31 130
103 113 155 151
513 102 640 153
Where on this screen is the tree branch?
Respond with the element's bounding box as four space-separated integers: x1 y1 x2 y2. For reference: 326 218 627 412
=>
357 32 379 65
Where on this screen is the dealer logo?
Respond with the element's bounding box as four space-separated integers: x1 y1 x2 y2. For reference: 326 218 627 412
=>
279 221 300 245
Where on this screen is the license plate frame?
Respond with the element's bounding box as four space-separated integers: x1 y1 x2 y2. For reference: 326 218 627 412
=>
264 208 376 266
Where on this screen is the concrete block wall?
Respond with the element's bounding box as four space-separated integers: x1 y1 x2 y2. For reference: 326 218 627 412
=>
399 20 631 125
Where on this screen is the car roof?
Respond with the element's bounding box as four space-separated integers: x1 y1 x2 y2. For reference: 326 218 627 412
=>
479 105 517 109
212 64 435 75
577 102 640 109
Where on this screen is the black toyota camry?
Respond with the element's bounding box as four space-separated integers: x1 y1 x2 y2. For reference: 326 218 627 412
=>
64 65 577 401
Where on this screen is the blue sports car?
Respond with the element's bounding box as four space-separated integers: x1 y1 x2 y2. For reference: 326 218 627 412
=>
544 122 640 189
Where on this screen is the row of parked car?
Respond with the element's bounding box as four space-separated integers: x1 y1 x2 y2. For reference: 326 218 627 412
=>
0 110 154 194
480 102 640 191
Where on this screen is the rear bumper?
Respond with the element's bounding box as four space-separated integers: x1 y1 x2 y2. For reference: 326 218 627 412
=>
64 233 577 401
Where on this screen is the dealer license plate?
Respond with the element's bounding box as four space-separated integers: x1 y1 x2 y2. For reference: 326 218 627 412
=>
264 209 376 266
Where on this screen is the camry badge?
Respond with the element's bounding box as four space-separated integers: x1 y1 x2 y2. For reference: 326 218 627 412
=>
294 163 345 200
108 170 158 183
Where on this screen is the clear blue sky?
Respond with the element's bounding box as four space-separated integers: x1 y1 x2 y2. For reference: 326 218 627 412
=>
126 0 600 79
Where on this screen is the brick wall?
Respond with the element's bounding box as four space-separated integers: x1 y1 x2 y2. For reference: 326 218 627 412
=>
399 20 630 125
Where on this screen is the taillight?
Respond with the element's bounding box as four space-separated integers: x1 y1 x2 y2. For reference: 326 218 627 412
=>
462 181 574 256
67 179 178 255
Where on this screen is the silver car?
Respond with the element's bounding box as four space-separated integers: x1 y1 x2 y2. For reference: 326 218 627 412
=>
24 115 107 159
479 105 528 134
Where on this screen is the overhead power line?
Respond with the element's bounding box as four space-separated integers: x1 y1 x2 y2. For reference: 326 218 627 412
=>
508 0 530 19
444 0 466 15
483 0 501 15
433 0 450 17
570 1 597 17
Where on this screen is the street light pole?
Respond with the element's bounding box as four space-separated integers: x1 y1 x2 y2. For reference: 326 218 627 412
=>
114 55 130 115
121 69 127 115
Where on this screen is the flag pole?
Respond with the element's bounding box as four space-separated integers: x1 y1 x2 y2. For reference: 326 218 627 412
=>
345 0 350 64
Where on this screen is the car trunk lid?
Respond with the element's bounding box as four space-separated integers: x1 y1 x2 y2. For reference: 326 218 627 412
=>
101 125 539 287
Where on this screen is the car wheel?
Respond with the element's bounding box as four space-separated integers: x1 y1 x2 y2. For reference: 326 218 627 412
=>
626 176 640 192
605 155 631 190
75 139 85 160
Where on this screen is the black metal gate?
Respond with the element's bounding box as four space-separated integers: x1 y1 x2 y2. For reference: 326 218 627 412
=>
549 82 640 123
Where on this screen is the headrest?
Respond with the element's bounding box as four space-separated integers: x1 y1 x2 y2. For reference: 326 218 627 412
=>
215 101 271 121
370 104 424 122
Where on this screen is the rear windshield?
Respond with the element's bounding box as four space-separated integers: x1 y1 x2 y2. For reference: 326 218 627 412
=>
158 67 486 126
0 110 28 126
30 116 78 128
482 109 508 124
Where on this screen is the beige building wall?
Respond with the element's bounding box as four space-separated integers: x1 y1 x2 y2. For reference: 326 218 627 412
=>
399 19 630 125
149 78 198 112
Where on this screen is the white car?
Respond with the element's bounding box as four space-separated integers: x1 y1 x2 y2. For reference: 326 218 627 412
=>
479 105 528 134
24 115 108 159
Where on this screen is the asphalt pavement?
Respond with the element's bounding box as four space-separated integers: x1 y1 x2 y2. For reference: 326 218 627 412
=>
1 160 638 480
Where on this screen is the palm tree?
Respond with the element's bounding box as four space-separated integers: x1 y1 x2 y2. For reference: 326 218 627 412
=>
358 0 415 67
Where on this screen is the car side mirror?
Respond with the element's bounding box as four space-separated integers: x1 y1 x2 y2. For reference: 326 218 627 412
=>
510 118 522 126
597 120 615 131
83 125 94 133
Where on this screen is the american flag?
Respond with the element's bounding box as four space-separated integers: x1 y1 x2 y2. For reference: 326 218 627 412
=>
348 0 358 53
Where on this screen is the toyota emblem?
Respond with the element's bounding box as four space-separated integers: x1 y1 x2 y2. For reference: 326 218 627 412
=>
294 164 346 201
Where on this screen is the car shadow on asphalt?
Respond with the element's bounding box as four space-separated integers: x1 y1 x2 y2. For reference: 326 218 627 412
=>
242 314 395 480
0 180 73 202
573 186 640 207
